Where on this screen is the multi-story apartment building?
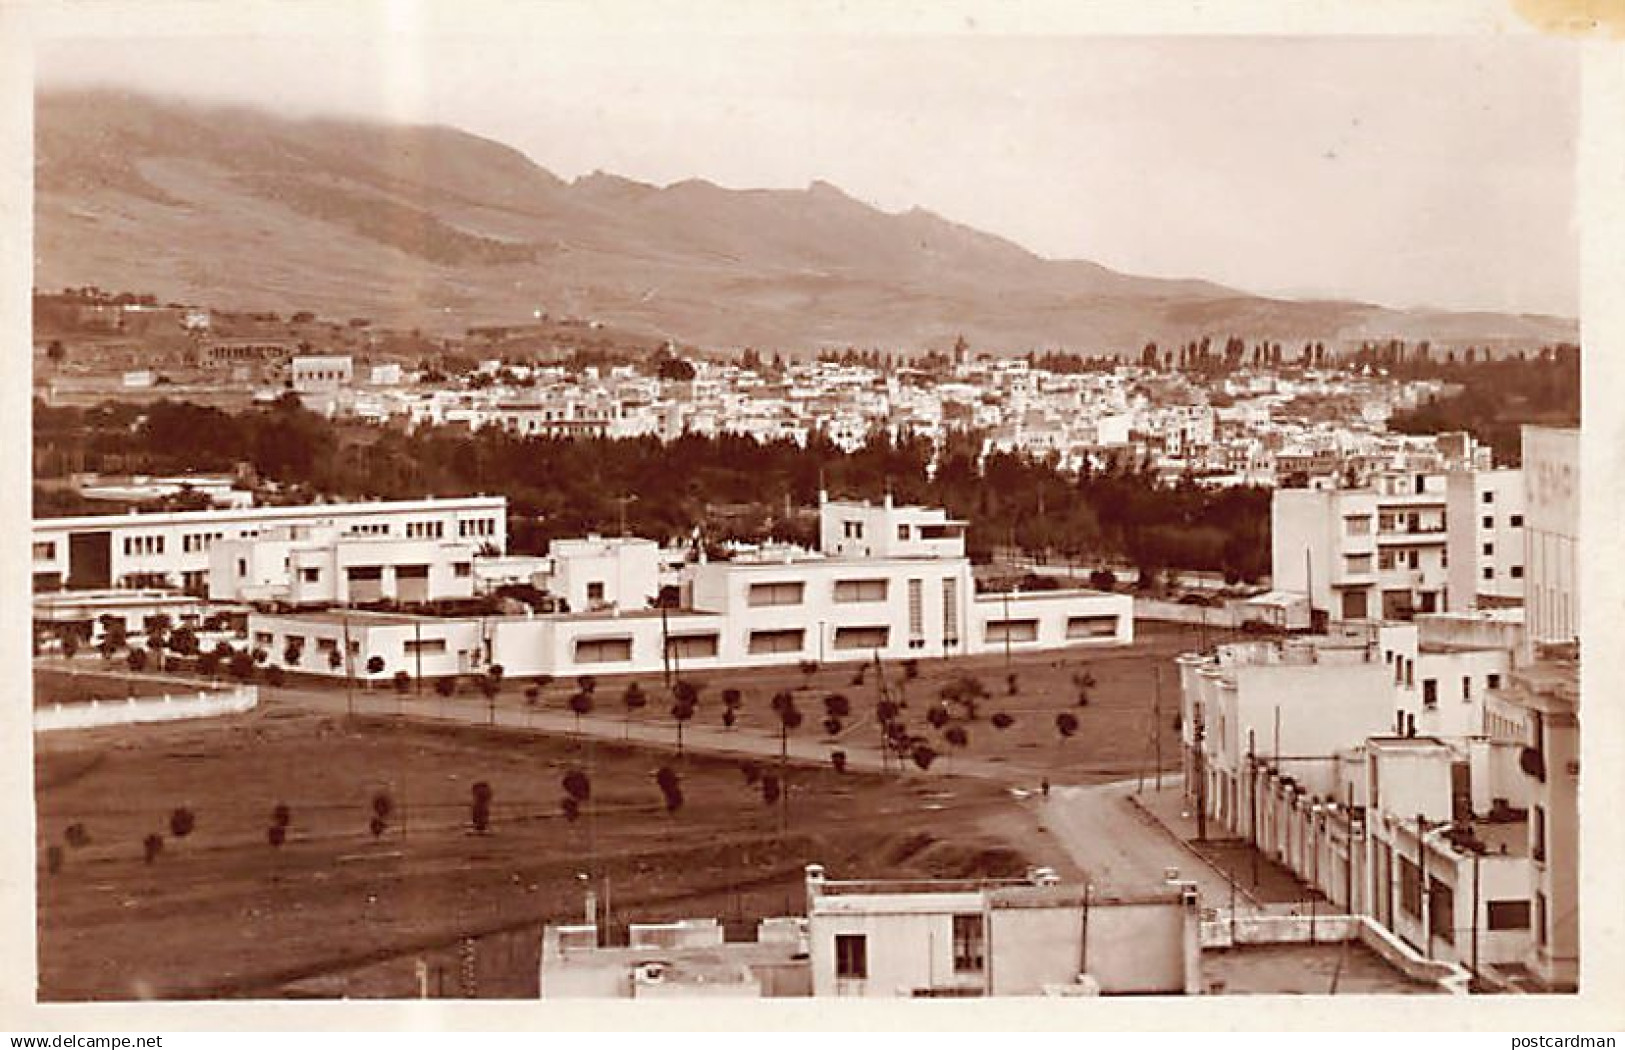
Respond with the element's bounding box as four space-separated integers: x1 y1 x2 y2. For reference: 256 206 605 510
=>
1445 468 1525 610
31 496 507 593
1520 426 1579 652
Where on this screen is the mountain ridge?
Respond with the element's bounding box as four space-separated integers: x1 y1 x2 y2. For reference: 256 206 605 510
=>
33 87 1577 353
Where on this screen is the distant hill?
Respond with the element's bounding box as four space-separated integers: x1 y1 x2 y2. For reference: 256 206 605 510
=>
33 88 1578 354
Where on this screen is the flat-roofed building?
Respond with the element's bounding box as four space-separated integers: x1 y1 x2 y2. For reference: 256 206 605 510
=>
32 496 507 594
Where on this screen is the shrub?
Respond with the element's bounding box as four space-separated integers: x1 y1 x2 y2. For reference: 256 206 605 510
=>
168 807 196 839
143 833 163 864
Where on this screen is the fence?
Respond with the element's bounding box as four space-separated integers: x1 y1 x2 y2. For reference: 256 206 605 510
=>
1134 599 1250 628
35 685 259 732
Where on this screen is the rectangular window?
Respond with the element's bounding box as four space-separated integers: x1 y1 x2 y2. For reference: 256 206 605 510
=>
454 562 472 578
1482 516 1494 529
1510 514 1524 527
1422 679 1438 708
1399 857 1422 918
1482 566 1494 581
1408 550 1420 570
1488 673 1502 690
32 541 55 560
1066 615 1119 639
1482 491 1494 504
1344 515 1372 536
1483 542 1494 557
943 577 959 646
1462 676 1472 701
897 524 910 541
1510 566 1523 579
1430 877 1455 944
985 619 1039 644
1532 804 1546 863
835 934 867 980
834 626 890 650
301 567 320 583
1486 900 1531 931
747 581 805 607
316 637 337 653
1345 554 1372 573
586 581 605 602
908 579 924 639
348 565 383 581
575 637 633 663
952 914 985 973
404 638 447 655
665 633 719 659
1536 893 1548 947
833 579 889 603
396 564 430 580
748 628 804 654
1378 550 1396 571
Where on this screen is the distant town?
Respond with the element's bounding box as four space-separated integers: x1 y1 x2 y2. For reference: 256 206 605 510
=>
30 282 1581 1000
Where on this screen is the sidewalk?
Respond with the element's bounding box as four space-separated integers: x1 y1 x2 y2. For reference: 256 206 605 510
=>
1127 783 1326 908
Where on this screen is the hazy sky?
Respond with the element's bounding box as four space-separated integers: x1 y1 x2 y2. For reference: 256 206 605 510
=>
38 32 1580 316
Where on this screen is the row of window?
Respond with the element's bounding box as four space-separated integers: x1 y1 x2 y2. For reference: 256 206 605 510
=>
406 521 446 539
458 518 498 538
182 531 225 553
123 535 165 556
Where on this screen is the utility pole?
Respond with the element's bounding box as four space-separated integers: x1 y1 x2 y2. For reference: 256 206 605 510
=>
1193 718 1208 842
1418 813 1431 960
341 612 354 718
413 620 423 695
1248 729 1259 888
1470 849 1482 989
659 601 671 689
1153 664 1164 792
1001 587 1012 672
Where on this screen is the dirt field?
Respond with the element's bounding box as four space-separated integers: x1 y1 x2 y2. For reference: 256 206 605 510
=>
35 707 1068 1000
475 619 1212 782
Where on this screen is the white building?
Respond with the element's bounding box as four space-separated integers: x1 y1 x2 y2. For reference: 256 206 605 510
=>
207 525 478 606
248 609 488 682
289 354 354 392
1520 426 1579 652
1272 470 1469 622
541 536 661 613
32 496 507 594
804 865 1202 997
1445 468 1525 610
259 496 1131 682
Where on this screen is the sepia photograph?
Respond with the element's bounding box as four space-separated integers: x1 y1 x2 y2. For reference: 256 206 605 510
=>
6 0 1621 1033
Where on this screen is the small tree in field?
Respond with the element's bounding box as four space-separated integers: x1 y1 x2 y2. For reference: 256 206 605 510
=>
168 807 196 839
367 655 386 682
126 647 149 673
394 670 411 695
830 750 848 774
265 664 286 688
470 782 493 833
991 712 1015 731
370 791 393 837
797 660 818 689
143 833 163 864
621 681 648 736
284 642 303 669
328 647 344 675
721 688 743 730
434 676 457 698
1055 712 1079 740
568 689 594 734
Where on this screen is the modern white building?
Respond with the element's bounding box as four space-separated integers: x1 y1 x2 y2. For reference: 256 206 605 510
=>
804 864 1202 997
32 496 507 594
250 496 1131 682
1520 426 1579 653
1445 468 1525 610
207 525 479 606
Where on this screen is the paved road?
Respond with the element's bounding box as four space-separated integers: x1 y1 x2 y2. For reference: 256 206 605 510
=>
1039 780 1260 915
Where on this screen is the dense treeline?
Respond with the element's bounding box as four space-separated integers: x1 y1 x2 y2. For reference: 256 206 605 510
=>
1387 347 1580 465
33 395 1271 581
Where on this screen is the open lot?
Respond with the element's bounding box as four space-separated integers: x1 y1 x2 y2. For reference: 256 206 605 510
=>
35 706 1065 1000
455 619 1211 783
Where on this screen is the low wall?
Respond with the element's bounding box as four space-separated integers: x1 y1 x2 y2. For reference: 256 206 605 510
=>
1134 599 1248 628
1200 911 1472 993
35 685 259 732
